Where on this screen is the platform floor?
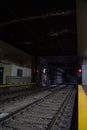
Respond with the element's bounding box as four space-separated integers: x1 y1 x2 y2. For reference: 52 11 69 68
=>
78 85 87 130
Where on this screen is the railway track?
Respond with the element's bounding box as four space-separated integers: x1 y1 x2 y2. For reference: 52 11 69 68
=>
0 86 76 130
0 85 61 103
0 87 47 102
0 86 63 120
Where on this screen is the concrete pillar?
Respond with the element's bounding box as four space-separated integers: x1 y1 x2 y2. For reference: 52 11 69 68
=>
77 0 87 85
76 0 87 57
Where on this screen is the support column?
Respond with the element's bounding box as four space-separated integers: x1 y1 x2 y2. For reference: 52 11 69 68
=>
76 0 87 57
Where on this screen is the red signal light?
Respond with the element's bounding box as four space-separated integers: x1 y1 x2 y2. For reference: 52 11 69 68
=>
33 69 39 73
36 70 39 73
77 68 82 73
78 69 82 73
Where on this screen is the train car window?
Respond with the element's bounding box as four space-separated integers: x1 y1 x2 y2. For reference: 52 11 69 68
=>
17 69 22 77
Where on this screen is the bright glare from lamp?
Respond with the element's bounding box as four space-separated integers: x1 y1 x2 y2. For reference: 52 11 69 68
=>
43 68 46 73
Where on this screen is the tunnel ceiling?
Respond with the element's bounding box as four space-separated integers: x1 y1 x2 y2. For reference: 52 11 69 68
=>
0 0 81 68
43 56 82 70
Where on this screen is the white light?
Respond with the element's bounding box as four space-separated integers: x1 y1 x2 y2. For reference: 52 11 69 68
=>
43 68 46 73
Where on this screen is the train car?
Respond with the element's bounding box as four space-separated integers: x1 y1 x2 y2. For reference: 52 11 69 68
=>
0 64 31 84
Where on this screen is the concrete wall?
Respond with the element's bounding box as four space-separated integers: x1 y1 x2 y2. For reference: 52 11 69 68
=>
11 64 31 77
0 40 32 67
0 64 12 84
4 65 12 84
0 64 32 84
22 67 31 77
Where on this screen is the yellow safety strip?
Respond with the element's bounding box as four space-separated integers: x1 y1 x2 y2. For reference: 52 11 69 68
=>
78 85 87 130
0 83 36 88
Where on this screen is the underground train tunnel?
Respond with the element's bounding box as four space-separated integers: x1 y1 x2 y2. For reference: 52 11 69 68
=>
0 0 87 130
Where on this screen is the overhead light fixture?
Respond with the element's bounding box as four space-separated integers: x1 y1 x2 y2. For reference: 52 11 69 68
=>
49 29 72 37
0 10 74 27
49 32 60 36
